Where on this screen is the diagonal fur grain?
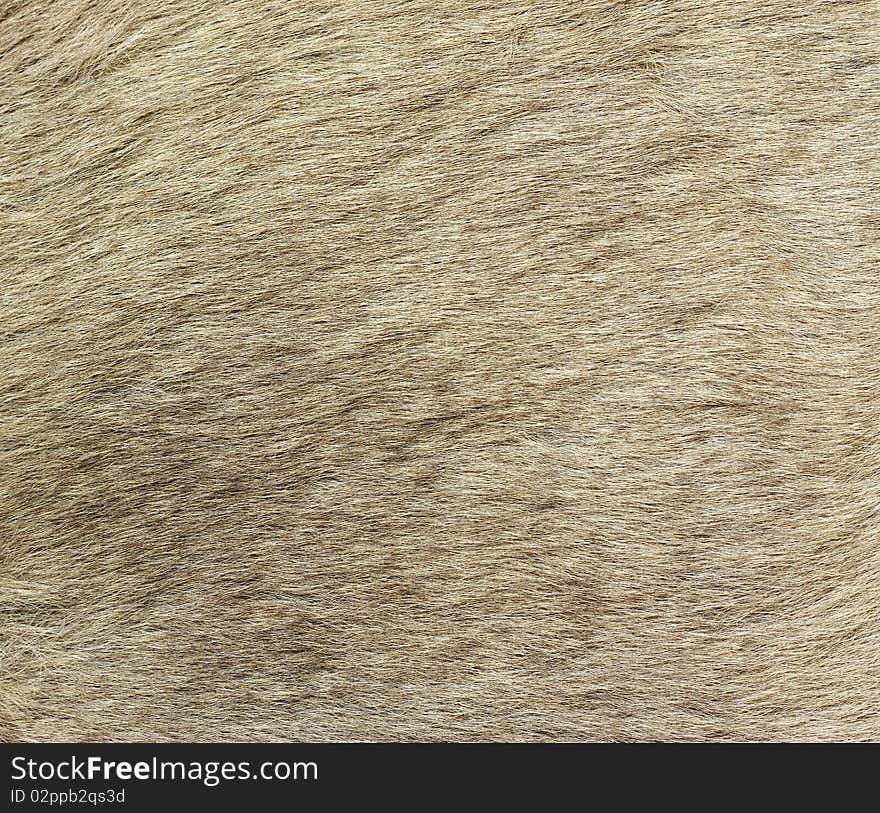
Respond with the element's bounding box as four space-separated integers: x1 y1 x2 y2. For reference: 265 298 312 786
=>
1 1 879 741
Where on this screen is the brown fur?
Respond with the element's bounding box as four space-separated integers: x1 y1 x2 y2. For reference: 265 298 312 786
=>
1 1 879 741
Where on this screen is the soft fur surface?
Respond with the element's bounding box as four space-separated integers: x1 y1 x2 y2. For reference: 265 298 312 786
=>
1 1 879 742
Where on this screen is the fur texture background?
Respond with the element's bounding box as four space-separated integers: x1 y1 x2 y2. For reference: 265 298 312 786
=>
1 1 879 742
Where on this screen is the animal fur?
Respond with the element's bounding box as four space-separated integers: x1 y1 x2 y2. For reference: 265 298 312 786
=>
1 1 879 742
